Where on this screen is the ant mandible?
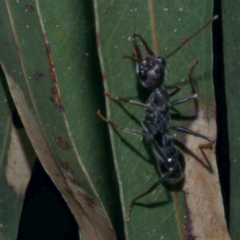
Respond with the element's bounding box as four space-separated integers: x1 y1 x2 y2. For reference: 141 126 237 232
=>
97 15 218 222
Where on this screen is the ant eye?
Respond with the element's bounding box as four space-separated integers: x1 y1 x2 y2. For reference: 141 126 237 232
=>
158 57 166 66
139 69 148 80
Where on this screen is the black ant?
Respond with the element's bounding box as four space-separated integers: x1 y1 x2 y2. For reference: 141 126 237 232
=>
97 15 218 222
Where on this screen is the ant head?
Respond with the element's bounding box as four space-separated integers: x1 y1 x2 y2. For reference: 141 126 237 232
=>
158 150 185 184
132 34 167 90
137 56 167 89
130 16 218 90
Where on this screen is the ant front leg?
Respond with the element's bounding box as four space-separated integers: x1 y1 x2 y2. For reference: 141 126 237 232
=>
105 92 153 111
165 85 181 98
167 59 199 99
97 110 150 138
169 60 199 107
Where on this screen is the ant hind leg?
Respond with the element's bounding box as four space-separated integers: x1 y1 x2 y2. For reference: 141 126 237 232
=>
189 59 199 94
169 125 215 146
105 92 152 110
198 141 215 150
125 169 173 222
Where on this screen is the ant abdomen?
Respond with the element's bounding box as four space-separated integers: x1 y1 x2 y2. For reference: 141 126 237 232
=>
158 149 185 184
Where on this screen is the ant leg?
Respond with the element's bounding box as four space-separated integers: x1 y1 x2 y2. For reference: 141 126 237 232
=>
169 125 215 147
141 121 168 162
165 85 181 97
125 122 172 221
97 110 168 221
105 92 152 111
189 59 199 93
98 112 171 221
97 110 150 138
166 59 198 99
169 93 198 107
170 60 199 107
125 169 173 222
198 141 215 149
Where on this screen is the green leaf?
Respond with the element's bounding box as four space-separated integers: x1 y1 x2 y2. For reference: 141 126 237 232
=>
94 0 229 239
222 1 240 239
0 0 230 239
0 1 116 239
0 67 36 240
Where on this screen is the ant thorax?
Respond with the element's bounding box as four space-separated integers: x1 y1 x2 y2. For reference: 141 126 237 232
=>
136 56 167 89
146 87 170 112
144 88 170 135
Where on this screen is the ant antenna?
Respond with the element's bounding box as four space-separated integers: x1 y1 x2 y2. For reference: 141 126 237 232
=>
122 55 137 62
165 15 218 59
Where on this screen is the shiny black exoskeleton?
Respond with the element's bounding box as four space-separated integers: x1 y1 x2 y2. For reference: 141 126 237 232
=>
131 34 214 184
98 16 217 220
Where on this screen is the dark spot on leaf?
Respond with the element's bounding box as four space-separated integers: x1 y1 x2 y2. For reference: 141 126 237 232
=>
42 32 64 113
50 86 65 113
96 34 100 49
26 4 34 12
34 71 43 81
51 86 57 95
63 162 73 172
102 74 106 82
54 136 70 149
83 193 95 208
180 37 190 45
183 193 195 239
